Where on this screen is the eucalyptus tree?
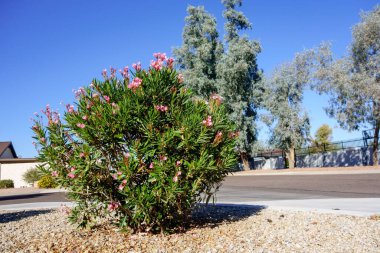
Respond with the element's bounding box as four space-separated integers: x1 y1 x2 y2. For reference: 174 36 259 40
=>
314 5 380 164
173 5 223 98
216 0 264 170
264 51 314 169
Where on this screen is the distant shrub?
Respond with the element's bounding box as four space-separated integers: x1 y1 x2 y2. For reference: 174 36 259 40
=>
0 179 14 189
32 53 238 232
37 175 57 188
22 167 43 184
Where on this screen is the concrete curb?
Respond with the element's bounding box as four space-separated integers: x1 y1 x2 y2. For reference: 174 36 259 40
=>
1 198 379 217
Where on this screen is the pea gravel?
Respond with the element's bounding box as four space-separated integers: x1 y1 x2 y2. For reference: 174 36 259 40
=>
1 205 379 253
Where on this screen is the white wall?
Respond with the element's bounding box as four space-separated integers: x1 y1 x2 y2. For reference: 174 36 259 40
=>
0 162 39 188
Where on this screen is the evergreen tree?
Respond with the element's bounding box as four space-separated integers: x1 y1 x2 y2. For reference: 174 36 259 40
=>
175 0 263 170
264 51 313 169
314 5 380 164
216 0 263 170
173 6 223 98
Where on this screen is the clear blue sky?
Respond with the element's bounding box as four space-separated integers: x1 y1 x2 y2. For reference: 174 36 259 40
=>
0 0 378 158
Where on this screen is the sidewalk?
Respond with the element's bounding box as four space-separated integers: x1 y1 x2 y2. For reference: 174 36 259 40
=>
0 188 66 197
232 166 380 176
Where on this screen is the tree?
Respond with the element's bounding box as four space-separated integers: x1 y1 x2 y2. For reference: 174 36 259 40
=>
310 124 333 153
173 6 223 98
264 51 313 169
216 0 263 171
314 5 380 164
175 0 264 170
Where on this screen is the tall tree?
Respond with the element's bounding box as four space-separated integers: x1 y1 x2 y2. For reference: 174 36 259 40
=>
216 0 263 170
314 5 380 164
264 51 313 169
173 6 223 98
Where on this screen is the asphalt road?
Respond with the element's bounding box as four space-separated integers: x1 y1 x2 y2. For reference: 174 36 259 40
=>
217 174 380 203
1 173 379 205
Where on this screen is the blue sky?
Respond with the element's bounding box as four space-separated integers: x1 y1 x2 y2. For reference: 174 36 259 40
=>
0 0 378 158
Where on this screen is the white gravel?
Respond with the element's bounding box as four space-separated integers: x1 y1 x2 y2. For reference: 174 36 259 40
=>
1 206 379 252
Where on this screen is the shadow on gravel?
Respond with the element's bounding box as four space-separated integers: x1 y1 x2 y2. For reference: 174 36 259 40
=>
189 204 266 230
0 209 53 224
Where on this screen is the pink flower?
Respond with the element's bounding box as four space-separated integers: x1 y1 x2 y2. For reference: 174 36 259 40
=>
79 152 85 158
66 104 75 113
132 62 141 71
68 173 75 178
127 77 142 90
202 115 213 127
102 69 107 79
51 171 58 177
40 137 46 143
153 52 167 61
118 179 127 191
175 161 181 167
177 74 184 84
166 57 174 68
159 155 167 161
117 171 122 176
103 95 110 103
92 93 99 99
77 123 85 129
108 201 120 211
90 83 95 88
154 105 168 112
120 66 129 79
173 171 181 182
124 153 131 159
210 94 223 105
82 115 88 120
112 174 117 180
149 162 154 169
150 60 163 71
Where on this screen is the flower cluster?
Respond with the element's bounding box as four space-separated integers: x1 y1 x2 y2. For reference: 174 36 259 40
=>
150 52 175 71
202 115 213 127
120 66 129 79
154 105 168 112
128 77 142 90
108 201 120 211
132 62 141 71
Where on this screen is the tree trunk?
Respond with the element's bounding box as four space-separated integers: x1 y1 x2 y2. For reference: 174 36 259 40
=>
286 146 296 169
240 152 250 171
373 120 380 166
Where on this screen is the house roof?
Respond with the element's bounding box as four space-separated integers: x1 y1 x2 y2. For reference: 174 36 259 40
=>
0 141 18 158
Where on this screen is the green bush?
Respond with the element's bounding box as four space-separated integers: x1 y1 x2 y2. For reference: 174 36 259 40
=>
37 175 58 188
22 167 43 184
0 179 14 189
32 53 238 232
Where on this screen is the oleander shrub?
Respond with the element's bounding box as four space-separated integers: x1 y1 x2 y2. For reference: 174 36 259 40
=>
32 53 238 232
22 167 43 184
0 179 14 189
37 175 58 188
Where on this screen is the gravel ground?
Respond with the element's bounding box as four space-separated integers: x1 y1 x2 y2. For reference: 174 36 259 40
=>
1 205 379 253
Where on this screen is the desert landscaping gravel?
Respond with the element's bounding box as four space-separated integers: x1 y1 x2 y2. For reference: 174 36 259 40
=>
1 205 379 253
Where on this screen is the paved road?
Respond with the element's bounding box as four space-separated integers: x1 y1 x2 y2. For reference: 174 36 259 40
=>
1 173 379 206
217 173 380 203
